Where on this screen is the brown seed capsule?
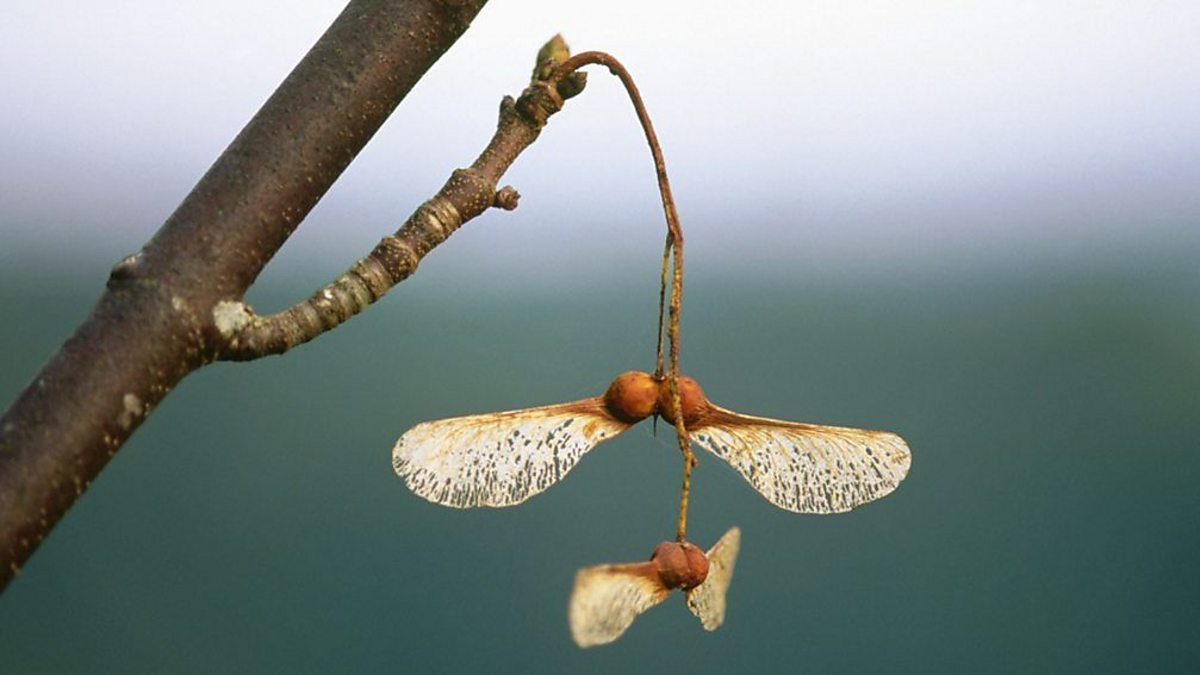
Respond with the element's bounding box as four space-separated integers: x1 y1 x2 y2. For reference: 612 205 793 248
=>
568 527 740 647
650 540 709 591
655 375 709 428
603 370 659 423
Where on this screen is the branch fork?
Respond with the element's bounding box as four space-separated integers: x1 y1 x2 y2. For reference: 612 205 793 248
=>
0 26 692 591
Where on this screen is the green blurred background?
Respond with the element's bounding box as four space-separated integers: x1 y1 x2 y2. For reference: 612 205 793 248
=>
2 2 1199 673
2 250 1197 672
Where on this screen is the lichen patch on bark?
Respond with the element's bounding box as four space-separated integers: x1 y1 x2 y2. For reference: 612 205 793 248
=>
213 301 252 336
117 393 143 430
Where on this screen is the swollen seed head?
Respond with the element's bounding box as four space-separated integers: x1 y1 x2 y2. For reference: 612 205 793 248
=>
656 375 709 427
650 541 709 591
603 371 659 423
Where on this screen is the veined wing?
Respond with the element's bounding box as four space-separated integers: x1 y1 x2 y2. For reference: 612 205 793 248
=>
692 405 911 514
686 526 741 631
569 562 669 648
392 397 629 508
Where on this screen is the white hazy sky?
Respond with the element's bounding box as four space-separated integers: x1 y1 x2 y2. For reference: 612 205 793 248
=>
2 1 1198 278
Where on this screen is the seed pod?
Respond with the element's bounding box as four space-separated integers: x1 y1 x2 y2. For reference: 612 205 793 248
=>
650 540 710 590
655 375 709 427
602 370 659 423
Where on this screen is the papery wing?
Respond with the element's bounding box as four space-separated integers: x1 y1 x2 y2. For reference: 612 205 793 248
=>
686 526 741 631
569 562 669 648
692 405 911 514
392 397 630 508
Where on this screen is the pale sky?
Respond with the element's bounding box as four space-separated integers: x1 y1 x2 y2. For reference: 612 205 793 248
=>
2 1 1197 278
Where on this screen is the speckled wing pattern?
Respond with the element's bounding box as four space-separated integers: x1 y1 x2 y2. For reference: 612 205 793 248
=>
392 397 629 508
686 526 741 631
692 405 911 514
568 562 669 648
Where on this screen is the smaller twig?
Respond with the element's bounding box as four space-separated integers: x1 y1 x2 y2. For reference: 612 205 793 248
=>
218 37 587 361
217 167 498 360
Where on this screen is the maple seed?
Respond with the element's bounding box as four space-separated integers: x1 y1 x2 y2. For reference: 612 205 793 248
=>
567 527 740 647
603 370 659 423
650 540 710 590
394 371 911 514
656 375 709 427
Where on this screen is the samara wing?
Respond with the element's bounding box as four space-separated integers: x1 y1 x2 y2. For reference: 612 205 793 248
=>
691 405 911 514
392 397 630 508
568 562 669 648
685 526 741 630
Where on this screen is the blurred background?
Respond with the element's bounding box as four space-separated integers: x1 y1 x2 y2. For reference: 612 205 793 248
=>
2 1 1198 672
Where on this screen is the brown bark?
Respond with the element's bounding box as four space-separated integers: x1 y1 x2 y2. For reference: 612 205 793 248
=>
0 0 489 591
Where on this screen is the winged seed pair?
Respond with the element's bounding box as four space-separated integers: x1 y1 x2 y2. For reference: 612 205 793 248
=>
391 370 910 646
388 42 911 647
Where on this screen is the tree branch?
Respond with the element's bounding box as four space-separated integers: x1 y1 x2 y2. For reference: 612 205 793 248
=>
218 44 587 360
0 0 488 591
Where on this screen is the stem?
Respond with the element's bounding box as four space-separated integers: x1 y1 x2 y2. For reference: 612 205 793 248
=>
549 53 693 539
669 243 692 541
676 434 696 541
655 233 671 379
